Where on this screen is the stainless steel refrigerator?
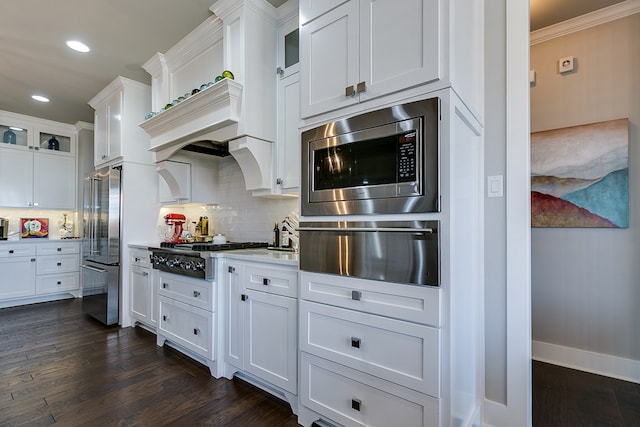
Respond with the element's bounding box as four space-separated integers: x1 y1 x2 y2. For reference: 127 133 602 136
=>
81 165 121 325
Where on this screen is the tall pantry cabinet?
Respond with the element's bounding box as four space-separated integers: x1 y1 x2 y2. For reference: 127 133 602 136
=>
89 76 159 327
297 1 485 426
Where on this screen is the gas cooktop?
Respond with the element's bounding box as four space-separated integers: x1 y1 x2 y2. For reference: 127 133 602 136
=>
159 241 269 252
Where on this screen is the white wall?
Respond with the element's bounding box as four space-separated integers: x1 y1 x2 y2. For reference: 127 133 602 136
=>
530 14 640 372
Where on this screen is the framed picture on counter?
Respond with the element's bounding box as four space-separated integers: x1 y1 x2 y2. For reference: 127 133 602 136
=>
20 218 49 238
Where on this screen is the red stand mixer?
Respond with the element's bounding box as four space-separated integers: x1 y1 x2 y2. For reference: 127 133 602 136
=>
163 213 186 242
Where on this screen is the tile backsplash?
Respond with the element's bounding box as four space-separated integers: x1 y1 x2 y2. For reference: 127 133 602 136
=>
157 156 299 243
0 208 78 240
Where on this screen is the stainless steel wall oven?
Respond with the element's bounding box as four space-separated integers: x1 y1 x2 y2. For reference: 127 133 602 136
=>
301 98 440 216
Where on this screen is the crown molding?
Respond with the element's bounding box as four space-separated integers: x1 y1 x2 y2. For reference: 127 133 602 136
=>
531 0 640 45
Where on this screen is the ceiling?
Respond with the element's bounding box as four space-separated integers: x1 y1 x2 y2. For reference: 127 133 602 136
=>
0 0 627 125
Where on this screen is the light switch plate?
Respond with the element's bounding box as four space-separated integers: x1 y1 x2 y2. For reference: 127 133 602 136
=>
487 175 504 198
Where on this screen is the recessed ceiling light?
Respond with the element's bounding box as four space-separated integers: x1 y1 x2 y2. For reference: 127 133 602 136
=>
32 95 50 103
66 40 90 53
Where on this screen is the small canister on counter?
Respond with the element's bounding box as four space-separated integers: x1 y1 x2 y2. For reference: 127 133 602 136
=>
201 216 208 236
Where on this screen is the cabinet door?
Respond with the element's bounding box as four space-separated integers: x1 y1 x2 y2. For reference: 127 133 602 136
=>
300 1 359 118
0 256 36 300
107 90 123 161
93 108 109 166
224 263 244 368
358 0 441 102
33 151 76 209
131 265 153 326
0 146 33 207
276 73 301 192
245 289 297 394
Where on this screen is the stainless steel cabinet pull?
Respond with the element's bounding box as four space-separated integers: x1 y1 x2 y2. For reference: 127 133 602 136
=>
163 315 169 321
262 278 270 286
345 85 355 97
351 399 362 411
228 266 235 273
241 294 248 301
351 290 362 301
193 291 200 298
351 337 361 348
356 81 366 93
193 328 200 335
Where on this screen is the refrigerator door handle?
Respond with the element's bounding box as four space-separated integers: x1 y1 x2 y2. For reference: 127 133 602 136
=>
80 264 108 273
90 177 100 255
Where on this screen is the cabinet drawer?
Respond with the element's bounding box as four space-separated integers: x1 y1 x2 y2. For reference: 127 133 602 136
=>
158 295 214 360
300 300 439 397
36 272 79 294
37 254 79 275
158 273 214 311
130 249 151 267
37 242 80 256
0 244 36 258
300 352 439 427
244 264 298 298
300 271 440 326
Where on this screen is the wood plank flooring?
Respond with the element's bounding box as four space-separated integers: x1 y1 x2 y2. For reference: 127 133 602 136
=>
0 298 300 426
533 360 640 426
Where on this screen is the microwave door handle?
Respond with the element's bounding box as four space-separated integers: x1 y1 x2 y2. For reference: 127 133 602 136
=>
297 226 434 233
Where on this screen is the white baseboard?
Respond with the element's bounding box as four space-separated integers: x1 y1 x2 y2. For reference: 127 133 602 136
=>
532 340 640 384
483 399 507 427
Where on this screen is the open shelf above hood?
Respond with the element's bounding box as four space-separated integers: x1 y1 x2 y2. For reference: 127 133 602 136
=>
140 79 243 163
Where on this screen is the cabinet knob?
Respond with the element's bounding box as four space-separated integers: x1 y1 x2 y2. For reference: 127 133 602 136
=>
193 290 201 298
345 85 356 97
162 315 169 321
356 81 366 93
351 337 361 349
351 398 362 411
57 248 62 252
57 281 62 285
142 272 149 277
241 294 248 301
351 290 362 301
162 283 168 289
276 66 284 76
228 266 235 273
8 250 13 254
262 278 270 286
193 328 200 336
57 262 62 266
134 257 140 262
31 258 36 262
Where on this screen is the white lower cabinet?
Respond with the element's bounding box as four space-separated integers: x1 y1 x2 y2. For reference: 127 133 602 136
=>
130 248 155 330
298 271 441 427
0 241 80 306
156 271 218 375
224 259 298 405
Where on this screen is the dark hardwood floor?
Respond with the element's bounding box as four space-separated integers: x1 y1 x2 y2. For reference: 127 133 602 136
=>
0 298 300 426
533 360 640 426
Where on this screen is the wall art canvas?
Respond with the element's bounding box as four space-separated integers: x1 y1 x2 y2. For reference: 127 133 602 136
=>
531 118 629 228
20 218 49 238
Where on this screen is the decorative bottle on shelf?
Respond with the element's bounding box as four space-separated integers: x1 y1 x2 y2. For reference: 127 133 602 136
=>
48 135 59 150
272 221 280 248
3 129 16 144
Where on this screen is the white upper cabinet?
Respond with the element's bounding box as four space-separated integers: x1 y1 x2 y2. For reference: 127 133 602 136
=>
89 76 152 168
0 115 77 209
301 0 441 119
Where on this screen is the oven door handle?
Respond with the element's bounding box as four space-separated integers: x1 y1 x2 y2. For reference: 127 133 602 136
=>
297 227 434 233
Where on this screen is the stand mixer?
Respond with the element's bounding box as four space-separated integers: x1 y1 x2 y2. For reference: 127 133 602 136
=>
163 213 186 242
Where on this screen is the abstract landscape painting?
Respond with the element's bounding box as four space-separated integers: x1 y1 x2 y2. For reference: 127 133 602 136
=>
531 118 629 228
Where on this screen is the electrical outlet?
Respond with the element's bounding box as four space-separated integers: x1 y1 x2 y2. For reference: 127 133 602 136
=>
559 56 574 74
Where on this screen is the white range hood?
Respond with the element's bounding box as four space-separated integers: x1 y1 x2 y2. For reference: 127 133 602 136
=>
139 0 278 192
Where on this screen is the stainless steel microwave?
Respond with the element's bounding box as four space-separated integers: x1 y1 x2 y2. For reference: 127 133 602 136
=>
301 98 440 216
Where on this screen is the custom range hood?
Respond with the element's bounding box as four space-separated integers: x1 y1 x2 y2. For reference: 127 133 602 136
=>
139 0 278 192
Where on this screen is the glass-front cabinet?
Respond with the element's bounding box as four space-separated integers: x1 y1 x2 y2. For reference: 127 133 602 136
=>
0 115 77 209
